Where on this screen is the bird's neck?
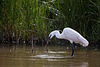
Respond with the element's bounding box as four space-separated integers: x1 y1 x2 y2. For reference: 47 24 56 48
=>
55 32 63 39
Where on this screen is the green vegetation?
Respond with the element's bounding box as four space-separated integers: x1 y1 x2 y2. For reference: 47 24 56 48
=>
0 0 100 44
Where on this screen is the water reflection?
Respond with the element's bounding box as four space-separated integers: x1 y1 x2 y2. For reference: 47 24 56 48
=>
81 62 88 67
69 61 88 67
44 61 88 67
32 50 89 67
0 44 100 67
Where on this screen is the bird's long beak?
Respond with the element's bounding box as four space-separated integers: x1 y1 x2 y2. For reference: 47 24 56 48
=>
44 34 52 44
44 36 50 43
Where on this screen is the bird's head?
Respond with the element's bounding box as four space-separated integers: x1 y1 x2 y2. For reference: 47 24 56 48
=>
49 30 59 39
45 30 61 43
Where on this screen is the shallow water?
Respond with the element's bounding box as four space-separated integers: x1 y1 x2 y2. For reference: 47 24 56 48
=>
0 44 100 67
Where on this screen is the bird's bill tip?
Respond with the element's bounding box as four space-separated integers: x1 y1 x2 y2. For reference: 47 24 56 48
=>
44 37 50 43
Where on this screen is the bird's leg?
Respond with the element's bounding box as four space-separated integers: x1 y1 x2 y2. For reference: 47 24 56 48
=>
71 43 74 56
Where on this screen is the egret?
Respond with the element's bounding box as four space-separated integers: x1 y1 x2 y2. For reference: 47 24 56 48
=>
45 27 89 56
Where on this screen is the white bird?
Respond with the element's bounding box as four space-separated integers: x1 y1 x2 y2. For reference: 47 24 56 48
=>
45 27 89 56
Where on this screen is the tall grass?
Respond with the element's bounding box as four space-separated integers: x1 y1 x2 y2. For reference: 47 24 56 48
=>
0 0 100 44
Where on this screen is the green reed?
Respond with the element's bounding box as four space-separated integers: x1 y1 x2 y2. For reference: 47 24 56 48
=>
0 0 100 44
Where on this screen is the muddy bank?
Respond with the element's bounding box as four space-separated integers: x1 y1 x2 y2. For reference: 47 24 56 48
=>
0 33 44 45
0 33 100 47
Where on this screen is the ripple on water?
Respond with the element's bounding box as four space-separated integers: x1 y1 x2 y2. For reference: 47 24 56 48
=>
31 54 72 59
48 51 66 54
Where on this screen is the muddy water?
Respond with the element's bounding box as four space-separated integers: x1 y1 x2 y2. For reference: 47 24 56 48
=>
0 44 100 67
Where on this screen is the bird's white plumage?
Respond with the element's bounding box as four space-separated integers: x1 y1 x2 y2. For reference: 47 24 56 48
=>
49 27 89 47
